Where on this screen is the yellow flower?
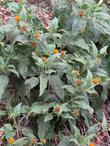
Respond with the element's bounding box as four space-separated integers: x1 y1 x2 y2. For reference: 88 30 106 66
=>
19 26 27 31
53 49 59 54
54 107 60 113
15 16 20 22
41 138 46 144
90 143 95 146
41 56 47 62
36 32 40 39
31 138 38 144
75 79 82 86
8 137 15 145
32 42 37 48
79 10 84 17
92 77 101 85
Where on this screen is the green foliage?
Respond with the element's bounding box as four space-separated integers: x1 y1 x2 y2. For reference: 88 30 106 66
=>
0 0 110 146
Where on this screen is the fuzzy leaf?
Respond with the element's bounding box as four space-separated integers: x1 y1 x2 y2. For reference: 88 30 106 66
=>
45 114 53 122
87 124 98 135
100 45 108 55
22 128 35 138
102 113 107 130
14 35 29 45
18 62 28 79
74 100 94 114
39 73 49 96
63 85 75 94
14 138 28 146
49 75 65 98
11 103 22 118
25 77 39 95
91 41 98 57
0 75 9 99
74 38 89 51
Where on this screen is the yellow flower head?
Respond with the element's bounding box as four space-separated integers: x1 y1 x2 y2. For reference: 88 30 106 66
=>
54 106 60 113
32 42 37 48
90 143 95 146
75 79 82 86
31 138 38 144
53 49 59 54
15 16 20 22
79 10 84 17
36 32 40 39
41 138 46 145
8 137 15 145
92 77 101 85
41 56 47 62
20 26 27 31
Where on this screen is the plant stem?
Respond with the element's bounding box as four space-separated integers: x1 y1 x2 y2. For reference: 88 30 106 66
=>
13 117 20 139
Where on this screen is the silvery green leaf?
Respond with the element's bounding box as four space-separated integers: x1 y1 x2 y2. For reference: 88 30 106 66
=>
0 75 9 99
74 38 89 51
39 73 49 96
102 113 107 130
100 45 108 55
